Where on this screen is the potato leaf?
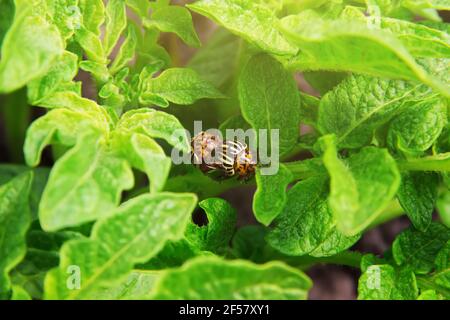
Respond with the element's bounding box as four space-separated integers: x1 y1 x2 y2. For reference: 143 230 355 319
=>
151 256 312 300
117 108 190 153
0 172 33 298
358 265 418 300
79 0 105 35
141 68 225 107
318 74 438 149
38 133 134 231
253 165 293 226
109 23 138 75
23 109 102 167
267 176 360 257
111 131 171 193
434 241 450 290
185 198 237 253
144 5 200 48
387 98 447 156
321 137 401 236
0 1 64 93
393 222 450 274
103 0 127 56
187 0 297 56
239 54 301 156
27 51 79 105
188 28 242 88
44 192 197 299
397 172 439 231
280 16 450 97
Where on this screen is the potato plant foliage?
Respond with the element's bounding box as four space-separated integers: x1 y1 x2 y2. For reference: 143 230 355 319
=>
0 0 450 300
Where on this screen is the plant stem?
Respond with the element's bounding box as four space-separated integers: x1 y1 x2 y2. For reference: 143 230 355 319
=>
283 159 321 181
368 199 405 230
310 251 363 268
288 251 363 270
398 154 450 172
416 275 450 297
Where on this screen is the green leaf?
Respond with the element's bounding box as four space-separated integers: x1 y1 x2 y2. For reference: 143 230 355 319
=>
134 27 171 68
125 0 150 18
403 0 450 11
91 270 159 299
342 9 450 58
12 229 83 299
0 0 14 47
10 268 47 299
109 23 138 75
79 0 105 35
219 114 252 135
103 0 127 56
46 0 80 41
303 71 348 95
80 61 110 84
320 134 359 221
434 240 450 289
299 92 320 127
239 54 301 156
0 2 64 93
151 256 312 300
308 231 361 258
318 60 448 148
38 133 134 231
358 265 418 300
188 28 242 88
149 0 170 11
187 0 297 56
318 74 434 149
117 108 190 152
185 198 237 253
253 165 293 226
388 98 447 155
44 192 197 299
419 21 450 34
29 94 110 136
27 51 79 105
23 109 101 167
437 190 450 228
379 17 450 59
0 172 33 298
139 239 209 270
321 138 401 235
280 16 450 98
11 285 32 300
417 289 442 300
267 176 360 257
397 172 439 231
75 26 107 64
0 165 50 219
232 226 276 263
393 222 450 274
164 167 237 200
141 68 225 107
111 131 171 193
144 5 200 48
99 81 126 112
26 229 83 253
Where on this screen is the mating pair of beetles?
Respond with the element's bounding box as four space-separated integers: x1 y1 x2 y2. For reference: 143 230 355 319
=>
191 131 257 181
